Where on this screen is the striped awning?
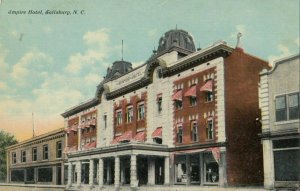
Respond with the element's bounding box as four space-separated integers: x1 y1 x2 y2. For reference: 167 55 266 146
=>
64 146 77 153
133 131 146 142
84 141 96 149
111 136 122 144
184 85 196 97
119 131 133 142
172 90 182 101
173 147 220 163
151 127 162 139
90 118 96 126
200 80 212 92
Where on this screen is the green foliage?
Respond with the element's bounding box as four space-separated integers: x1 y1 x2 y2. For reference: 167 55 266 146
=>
0 130 18 182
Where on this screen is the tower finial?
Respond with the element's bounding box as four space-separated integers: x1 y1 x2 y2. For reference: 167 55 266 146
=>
236 32 242 48
121 40 123 61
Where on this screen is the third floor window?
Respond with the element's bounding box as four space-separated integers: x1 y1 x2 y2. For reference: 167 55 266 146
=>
275 92 300 122
138 103 145 120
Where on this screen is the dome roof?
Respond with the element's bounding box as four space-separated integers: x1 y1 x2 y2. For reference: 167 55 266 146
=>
157 29 196 55
105 60 132 80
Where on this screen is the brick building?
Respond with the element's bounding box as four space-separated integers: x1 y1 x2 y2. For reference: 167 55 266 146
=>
62 29 269 190
259 54 300 189
6 128 65 185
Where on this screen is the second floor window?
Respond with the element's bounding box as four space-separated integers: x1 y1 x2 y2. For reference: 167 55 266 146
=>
275 93 300 122
205 91 213 102
43 145 49 160
21 150 26 163
207 120 214 140
177 126 183 143
191 122 198 142
175 100 183 110
116 111 122 125
56 141 62 158
32 147 37 161
126 106 133 123
190 96 197 106
138 103 145 120
12 152 16 164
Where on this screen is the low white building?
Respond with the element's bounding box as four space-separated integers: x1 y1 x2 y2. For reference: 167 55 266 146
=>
259 54 300 189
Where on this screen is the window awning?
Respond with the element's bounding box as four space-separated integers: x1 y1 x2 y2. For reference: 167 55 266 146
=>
172 147 220 163
184 85 197 97
90 118 96 126
84 141 96 149
63 146 77 153
71 125 78 132
65 128 70 133
172 90 182 101
133 131 146 142
200 80 212 92
119 131 133 142
111 136 122 144
151 127 162 139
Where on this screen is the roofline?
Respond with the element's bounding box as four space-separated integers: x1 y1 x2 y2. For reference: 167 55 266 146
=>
260 53 300 76
6 128 64 150
61 98 99 118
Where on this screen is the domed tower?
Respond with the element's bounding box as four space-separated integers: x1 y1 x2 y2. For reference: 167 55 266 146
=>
105 60 132 80
156 29 196 57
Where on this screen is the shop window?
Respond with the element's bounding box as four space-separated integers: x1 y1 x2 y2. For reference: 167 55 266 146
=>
207 119 214 140
191 121 198 142
157 96 162 112
175 155 187 183
177 126 183 143
273 138 300 181
138 103 145 120
11 169 24 182
205 162 219 183
175 100 183 110
43 144 49 160
126 106 133 123
190 154 200 183
21 150 26 163
205 91 213 102
116 110 122 125
38 167 53 182
288 93 299 120
32 147 37 161
56 141 62 158
190 96 197 106
26 168 34 182
276 95 287 121
12 152 16 164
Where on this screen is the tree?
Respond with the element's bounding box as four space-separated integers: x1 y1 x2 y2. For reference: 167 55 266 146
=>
0 130 18 182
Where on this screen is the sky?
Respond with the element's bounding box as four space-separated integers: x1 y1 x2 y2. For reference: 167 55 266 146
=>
0 0 299 141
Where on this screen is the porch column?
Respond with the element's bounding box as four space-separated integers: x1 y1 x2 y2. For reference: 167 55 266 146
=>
130 154 137 188
98 158 104 187
186 155 191 185
67 162 72 187
114 156 120 189
78 129 82 151
89 159 94 187
147 157 155 185
164 156 170 185
200 153 204 186
76 161 82 188
219 149 227 186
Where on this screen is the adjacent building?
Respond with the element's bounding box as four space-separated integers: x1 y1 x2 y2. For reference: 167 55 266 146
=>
259 54 300 189
61 28 270 190
6 128 65 185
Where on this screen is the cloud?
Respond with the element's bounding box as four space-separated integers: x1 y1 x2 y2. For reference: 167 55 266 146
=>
65 28 111 74
268 44 292 66
0 43 9 77
0 81 7 90
43 26 52 34
84 73 104 86
11 50 53 86
131 61 144 68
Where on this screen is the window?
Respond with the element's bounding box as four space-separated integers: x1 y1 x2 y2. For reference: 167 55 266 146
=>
138 103 145 120
38 167 52 182
157 96 162 112
275 93 300 121
189 96 197 106
12 152 16 164
116 110 122 125
126 106 133 123
56 141 62 158
175 100 183 110
177 126 183 143
32 147 37 161
207 120 213 140
175 155 186 183
43 145 49 160
205 162 219 183
275 95 287 121
21 150 26 163
191 122 198 142
289 93 299 120
11 169 24 182
273 139 300 181
103 114 107 129
157 67 163 78
205 91 213 102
